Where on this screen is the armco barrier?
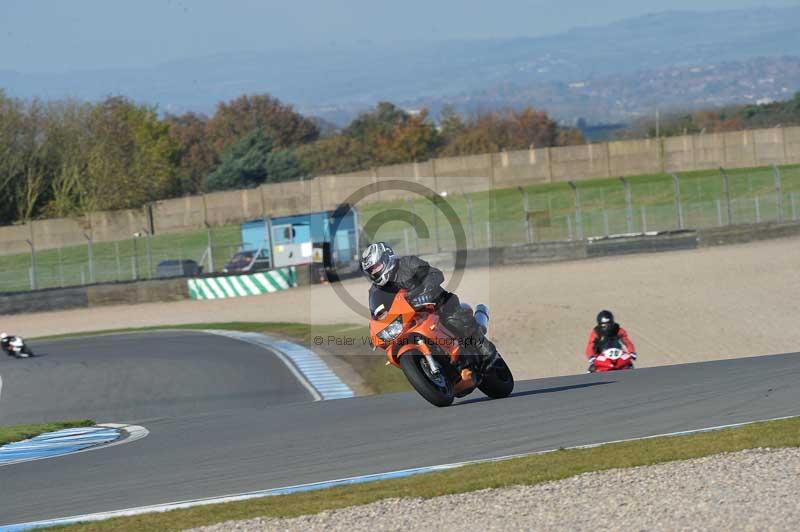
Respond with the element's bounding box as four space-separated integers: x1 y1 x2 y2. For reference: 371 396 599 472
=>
697 221 800 247
187 267 297 300
0 286 89 315
86 278 189 306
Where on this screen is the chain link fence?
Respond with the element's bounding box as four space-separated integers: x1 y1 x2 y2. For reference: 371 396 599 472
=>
1 164 798 293
365 164 800 255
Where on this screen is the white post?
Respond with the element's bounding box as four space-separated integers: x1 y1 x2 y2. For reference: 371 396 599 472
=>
792 193 798 222
603 210 610 237
566 216 574 241
716 199 723 227
486 221 492 248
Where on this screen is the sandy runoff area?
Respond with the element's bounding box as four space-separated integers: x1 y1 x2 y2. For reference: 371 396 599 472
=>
3 237 799 380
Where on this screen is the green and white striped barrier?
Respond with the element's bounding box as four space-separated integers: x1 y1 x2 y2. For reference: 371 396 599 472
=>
188 267 297 300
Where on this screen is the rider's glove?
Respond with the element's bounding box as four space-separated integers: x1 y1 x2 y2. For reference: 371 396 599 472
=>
588 356 597 364
630 352 638 360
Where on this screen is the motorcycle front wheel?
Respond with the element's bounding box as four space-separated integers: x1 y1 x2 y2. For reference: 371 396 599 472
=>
399 351 454 407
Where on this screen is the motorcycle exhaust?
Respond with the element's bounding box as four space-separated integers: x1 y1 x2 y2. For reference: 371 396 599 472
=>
475 304 489 335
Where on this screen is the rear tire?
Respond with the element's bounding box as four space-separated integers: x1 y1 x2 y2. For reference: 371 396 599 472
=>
22 346 33 357
478 356 514 399
399 351 454 407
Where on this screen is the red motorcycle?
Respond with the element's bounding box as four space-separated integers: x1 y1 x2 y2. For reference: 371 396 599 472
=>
589 339 635 372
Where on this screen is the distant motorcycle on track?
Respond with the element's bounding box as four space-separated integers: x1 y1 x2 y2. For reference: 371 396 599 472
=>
1 333 34 359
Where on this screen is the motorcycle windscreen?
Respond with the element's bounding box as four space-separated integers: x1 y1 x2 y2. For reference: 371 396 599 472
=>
369 285 400 318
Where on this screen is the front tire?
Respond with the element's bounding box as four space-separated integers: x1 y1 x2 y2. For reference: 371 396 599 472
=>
399 351 454 407
478 356 514 399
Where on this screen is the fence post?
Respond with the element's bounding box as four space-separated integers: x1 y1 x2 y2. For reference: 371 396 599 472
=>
720 167 733 225
772 164 783 223
205 225 214 273
131 256 137 280
58 247 65 287
407 198 420 255
464 193 476 249
755 196 761 224
566 216 574 241
431 194 442 252
671 173 684 229
716 200 723 226
517 186 533 244
620 177 633 233
80 266 86 285
145 231 153 278
486 221 493 248
115 242 122 281
84 233 95 284
641 206 648 233
25 239 37 290
792 192 798 222
568 181 584 240
133 236 140 280
603 210 610 236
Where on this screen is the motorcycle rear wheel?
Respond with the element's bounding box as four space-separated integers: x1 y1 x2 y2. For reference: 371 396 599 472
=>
399 351 454 407
478 355 514 399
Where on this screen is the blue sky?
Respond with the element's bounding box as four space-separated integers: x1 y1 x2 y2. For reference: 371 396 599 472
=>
0 0 796 72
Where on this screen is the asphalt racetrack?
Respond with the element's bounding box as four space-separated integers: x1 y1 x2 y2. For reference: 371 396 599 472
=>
1 331 799 526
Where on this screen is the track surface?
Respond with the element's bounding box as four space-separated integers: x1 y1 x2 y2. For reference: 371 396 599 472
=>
1 332 799 525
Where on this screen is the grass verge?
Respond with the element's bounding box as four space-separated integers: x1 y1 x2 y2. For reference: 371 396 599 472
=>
33 322 411 395
0 419 95 446
47 416 800 531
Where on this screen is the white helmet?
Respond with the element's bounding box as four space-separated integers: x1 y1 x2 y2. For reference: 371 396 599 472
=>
361 242 397 286
0 332 7 340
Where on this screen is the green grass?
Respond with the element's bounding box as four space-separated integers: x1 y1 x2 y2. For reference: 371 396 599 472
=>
361 163 800 254
34 322 411 395
0 224 241 293
0 419 95 446
4 163 800 292
47 415 800 532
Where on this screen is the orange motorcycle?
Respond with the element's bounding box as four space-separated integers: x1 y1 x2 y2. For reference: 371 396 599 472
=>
369 287 514 407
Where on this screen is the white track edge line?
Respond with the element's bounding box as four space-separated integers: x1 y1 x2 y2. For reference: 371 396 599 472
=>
6 414 797 531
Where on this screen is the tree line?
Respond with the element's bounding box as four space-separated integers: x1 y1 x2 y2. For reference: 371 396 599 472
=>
0 91 584 226
619 91 800 138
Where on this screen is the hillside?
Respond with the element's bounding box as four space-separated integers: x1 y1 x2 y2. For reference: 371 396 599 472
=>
1 7 798 124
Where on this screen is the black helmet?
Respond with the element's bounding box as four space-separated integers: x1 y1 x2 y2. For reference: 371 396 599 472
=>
596 310 615 334
360 242 397 286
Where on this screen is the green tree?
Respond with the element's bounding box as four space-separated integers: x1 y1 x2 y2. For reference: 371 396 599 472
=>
206 128 273 191
206 94 319 155
264 149 304 183
342 101 410 143
295 135 371 176
85 96 180 211
166 112 217 194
